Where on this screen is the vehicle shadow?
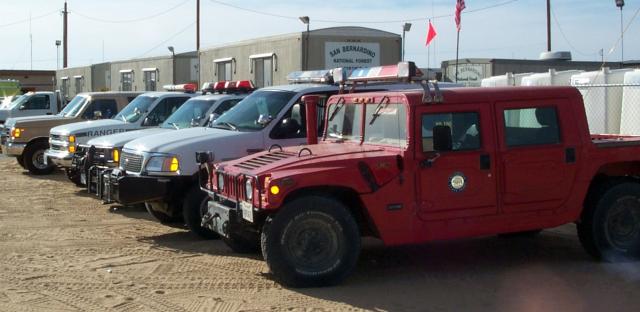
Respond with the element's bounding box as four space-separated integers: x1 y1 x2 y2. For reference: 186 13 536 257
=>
136 230 262 259
106 203 156 222
288 229 640 311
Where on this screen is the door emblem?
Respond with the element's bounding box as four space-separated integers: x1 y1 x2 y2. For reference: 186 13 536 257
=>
448 172 467 192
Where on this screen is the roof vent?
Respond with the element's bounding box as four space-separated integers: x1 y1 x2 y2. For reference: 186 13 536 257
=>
539 51 572 61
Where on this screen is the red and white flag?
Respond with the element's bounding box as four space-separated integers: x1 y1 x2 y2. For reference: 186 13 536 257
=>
455 0 466 31
425 20 437 46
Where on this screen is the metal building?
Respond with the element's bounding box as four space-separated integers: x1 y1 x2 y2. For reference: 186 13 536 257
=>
199 26 401 87
442 58 623 87
56 63 110 101
109 52 197 92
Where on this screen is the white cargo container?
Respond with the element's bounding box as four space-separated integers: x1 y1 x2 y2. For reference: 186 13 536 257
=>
480 72 534 87
571 68 633 134
520 69 584 86
619 70 640 135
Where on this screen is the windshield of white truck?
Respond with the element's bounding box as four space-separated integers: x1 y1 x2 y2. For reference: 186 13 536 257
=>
212 90 294 131
59 95 88 117
161 98 216 129
114 95 157 123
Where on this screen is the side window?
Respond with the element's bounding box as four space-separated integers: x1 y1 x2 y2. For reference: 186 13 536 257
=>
503 107 560 147
422 112 480 152
24 95 50 110
82 99 117 119
212 99 240 116
270 94 332 140
144 97 188 126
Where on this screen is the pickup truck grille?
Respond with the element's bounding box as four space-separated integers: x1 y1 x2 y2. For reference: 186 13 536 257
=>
121 152 143 173
50 142 67 152
50 134 65 142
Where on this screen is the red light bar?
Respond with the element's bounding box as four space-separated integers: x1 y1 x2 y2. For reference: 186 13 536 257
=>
224 81 237 90
163 83 197 93
214 81 226 91
348 62 421 83
236 80 255 90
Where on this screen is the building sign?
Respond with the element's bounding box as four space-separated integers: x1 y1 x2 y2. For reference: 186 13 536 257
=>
325 42 380 70
447 63 485 86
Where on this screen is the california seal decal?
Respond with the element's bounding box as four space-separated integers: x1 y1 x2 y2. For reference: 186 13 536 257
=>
448 172 467 192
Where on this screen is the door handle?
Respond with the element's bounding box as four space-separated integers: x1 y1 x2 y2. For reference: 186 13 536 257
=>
480 154 491 170
565 147 576 163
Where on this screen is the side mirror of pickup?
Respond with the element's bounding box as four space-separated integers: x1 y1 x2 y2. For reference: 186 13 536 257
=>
18 104 26 110
207 113 220 127
433 125 453 152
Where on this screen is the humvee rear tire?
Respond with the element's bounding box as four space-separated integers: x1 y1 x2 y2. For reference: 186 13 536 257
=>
16 155 25 169
65 168 83 186
183 186 219 239
578 182 640 261
24 141 54 175
145 202 181 224
261 196 361 288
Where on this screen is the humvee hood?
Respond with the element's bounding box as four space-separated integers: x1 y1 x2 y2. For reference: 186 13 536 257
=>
220 143 399 177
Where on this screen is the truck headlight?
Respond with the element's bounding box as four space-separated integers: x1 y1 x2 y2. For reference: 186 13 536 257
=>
245 178 253 200
68 135 75 143
146 156 180 173
217 173 224 191
10 127 23 138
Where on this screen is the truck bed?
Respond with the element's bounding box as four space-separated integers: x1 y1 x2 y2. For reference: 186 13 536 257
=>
591 134 640 148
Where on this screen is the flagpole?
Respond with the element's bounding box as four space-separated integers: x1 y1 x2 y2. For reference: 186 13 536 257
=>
427 19 431 78
455 29 460 83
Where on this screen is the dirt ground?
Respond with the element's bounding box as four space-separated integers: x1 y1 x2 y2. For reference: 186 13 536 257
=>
0 156 639 312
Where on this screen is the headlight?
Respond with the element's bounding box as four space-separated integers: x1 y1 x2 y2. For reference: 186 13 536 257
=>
10 127 22 138
145 156 180 173
68 135 75 143
217 173 224 191
68 145 76 153
245 178 253 200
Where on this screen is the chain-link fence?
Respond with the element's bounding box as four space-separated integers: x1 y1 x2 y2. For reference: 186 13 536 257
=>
573 83 640 135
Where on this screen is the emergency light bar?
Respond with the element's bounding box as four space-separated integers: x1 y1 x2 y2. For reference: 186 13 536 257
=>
163 83 197 93
348 62 422 83
201 81 255 94
287 70 334 84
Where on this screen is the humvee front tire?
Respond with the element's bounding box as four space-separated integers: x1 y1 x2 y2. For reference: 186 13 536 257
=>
578 182 640 261
261 196 361 288
183 186 219 239
24 141 54 175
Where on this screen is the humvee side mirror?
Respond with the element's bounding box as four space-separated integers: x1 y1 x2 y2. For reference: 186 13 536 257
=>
93 110 103 119
433 125 453 151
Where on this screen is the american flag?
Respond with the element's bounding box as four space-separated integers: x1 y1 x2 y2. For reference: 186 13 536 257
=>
455 0 466 31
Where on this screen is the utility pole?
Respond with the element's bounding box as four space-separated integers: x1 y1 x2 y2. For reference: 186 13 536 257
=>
63 1 68 68
546 0 551 52
196 0 200 86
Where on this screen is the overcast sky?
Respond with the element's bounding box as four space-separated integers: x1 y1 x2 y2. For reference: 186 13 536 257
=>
1 0 638 70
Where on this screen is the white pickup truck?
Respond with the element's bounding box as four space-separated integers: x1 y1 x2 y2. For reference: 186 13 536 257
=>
45 86 197 176
102 63 434 239
74 82 252 189
0 91 63 126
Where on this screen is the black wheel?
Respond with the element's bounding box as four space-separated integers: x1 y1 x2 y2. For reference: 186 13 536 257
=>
16 155 26 169
223 231 260 254
183 186 219 239
578 182 640 261
65 168 83 186
498 229 543 238
261 196 361 288
145 202 182 224
23 141 54 175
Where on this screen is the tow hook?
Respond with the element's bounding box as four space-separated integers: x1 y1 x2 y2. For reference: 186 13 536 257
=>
201 212 215 227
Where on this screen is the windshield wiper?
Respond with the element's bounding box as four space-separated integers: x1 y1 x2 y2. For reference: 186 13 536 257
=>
168 122 180 130
368 96 390 125
212 121 238 131
328 97 346 122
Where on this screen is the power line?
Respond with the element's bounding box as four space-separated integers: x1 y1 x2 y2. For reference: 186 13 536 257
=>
73 0 191 24
207 0 519 24
136 21 196 58
0 9 58 28
550 8 595 56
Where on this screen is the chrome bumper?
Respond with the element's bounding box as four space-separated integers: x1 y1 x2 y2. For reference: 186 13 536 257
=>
1 141 26 156
44 149 73 167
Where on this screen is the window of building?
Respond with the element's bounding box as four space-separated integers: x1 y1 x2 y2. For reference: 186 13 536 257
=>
74 76 83 94
214 58 234 81
503 107 560 147
120 70 134 91
422 112 481 152
253 58 273 88
143 69 158 91
61 77 69 100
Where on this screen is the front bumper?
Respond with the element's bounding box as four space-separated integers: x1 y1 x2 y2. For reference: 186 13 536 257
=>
202 195 259 238
44 149 73 167
101 169 192 206
1 141 26 156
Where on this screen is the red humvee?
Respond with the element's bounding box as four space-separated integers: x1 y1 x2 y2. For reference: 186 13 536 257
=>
199 70 640 287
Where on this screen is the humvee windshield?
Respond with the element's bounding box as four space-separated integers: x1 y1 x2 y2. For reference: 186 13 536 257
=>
326 102 407 148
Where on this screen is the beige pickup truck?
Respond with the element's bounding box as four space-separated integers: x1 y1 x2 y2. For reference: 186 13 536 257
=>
1 92 140 174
